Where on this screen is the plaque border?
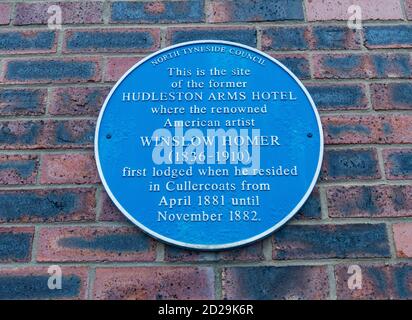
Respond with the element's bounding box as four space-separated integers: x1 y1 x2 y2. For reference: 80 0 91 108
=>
95 40 324 250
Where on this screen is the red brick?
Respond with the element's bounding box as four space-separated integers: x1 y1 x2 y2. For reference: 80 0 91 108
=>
305 0 403 21
37 227 156 262
327 185 412 218
164 241 264 262
273 224 390 260
98 190 127 222
14 1 103 25
335 264 412 299
0 188 96 223
105 57 141 82
321 149 381 181
222 266 329 299
63 28 160 53
393 223 412 258
0 30 57 54
40 153 99 185
49 87 110 116
93 267 215 299
0 267 88 299
313 53 412 79
270 54 311 79
322 115 412 145
371 83 412 110
0 154 38 185
0 88 47 116
0 3 11 25
0 227 34 263
1 58 101 84
383 149 412 180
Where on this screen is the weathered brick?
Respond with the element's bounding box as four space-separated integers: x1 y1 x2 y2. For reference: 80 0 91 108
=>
93 267 214 299
0 155 38 185
0 121 43 149
206 0 304 23
0 267 87 299
40 153 99 185
294 188 322 220
0 188 95 223
105 57 140 82
371 83 412 110
321 149 381 181
406 0 412 20
111 1 204 23
364 25 412 48
64 29 160 53
0 120 95 150
167 27 257 47
222 266 329 299
0 3 11 25
393 224 412 258
313 54 371 79
0 30 56 54
164 241 264 262
372 54 412 78
270 54 311 79
2 58 101 84
0 227 34 263
99 190 127 222
273 224 390 260
14 2 103 25
305 0 403 21
313 53 412 79
327 185 412 218
306 83 367 110
262 26 308 50
0 88 47 116
37 227 156 262
322 115 412 145
49 87 110 116
335 264 412 299
262 26 360 51
383 149 412 180
43 119 95 149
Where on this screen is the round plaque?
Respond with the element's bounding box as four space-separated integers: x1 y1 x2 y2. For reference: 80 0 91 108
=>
95 40 323 250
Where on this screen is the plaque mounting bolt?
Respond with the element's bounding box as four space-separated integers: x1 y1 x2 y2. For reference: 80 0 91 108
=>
307 133 313 138
106 134 112 139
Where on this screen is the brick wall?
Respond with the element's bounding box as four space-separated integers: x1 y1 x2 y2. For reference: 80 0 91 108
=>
0 0 411 300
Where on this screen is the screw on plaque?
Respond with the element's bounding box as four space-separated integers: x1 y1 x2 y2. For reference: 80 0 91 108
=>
307 133 313 138
106 133 112 139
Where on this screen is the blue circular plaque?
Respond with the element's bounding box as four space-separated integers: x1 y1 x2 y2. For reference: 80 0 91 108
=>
95 41 323 250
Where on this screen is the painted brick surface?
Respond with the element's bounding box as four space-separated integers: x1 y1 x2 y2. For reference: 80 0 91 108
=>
0 227 34 263
111 1 204 23
1 0 410 301
371 83 412 110
93 267 215 299
327 185 412 218
0 88 47 116
0 188 96 223
37 227 156 262
167 27 257 47
223 266 329 299
383 149 412 180
206 0 304 23
64 29 160 53
272 224 390 259
0 267 88 299
0 154 39 185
